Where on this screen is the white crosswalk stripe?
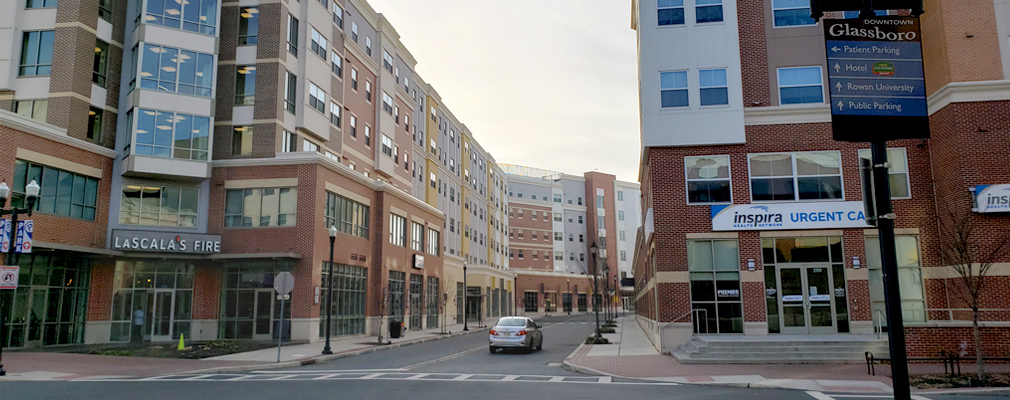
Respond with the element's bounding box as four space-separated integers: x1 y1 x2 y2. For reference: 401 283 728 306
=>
81 372 679 386
807 391 932 400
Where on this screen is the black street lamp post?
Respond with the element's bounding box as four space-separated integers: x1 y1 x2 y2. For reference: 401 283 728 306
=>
590 242 600 338
0 179 41 377
566 279 570 315
322 225 338 355
462 263 468 331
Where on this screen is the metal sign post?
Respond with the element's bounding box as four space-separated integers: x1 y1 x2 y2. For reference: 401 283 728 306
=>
273 272 294 363
817 8 929 400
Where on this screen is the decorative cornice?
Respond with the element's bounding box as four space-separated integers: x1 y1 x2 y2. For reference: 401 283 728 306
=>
0 110 117 158
743 104 832 126
927 80 1010 115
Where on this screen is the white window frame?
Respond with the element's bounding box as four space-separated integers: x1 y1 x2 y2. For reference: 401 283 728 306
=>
281 130 296 153
332 3 344 27
747 151 845 203
310 28 327 59
696 0 724 23
382 50 394 73
329 102 341 126
351 22 358 42
660 70 689 108
330 51 342 76
699 68 729 107
685 155 733 205
308 82 326 113
858 148 911 199
777 66 824 105
303 140 319 153
381 91 393 114
389 213 406 247
772 0 817 28
657 0 685 26
381 135 393 157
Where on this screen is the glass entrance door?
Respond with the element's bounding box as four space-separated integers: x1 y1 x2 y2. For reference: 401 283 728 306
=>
150 290 175 341
777 265 837 334
254 290 273 339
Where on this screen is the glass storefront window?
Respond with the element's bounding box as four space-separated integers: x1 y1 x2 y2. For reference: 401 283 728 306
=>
318 263 366 338
762 237 848 333
220 260 294 339
688 239 742 334
110 261 194 342
0 254 91 347
144 0 217 35
865 236 925 323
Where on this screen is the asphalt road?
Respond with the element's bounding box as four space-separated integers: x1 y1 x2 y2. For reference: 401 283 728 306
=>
0 313 1007 400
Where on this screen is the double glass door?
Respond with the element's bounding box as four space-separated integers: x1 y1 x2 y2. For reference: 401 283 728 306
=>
147 290 175 342
777 265 836 334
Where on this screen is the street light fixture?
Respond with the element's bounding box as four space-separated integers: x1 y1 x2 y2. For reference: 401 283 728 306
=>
462 263 468 331
0 179 41 377
589 242 600 339
322 225 338 355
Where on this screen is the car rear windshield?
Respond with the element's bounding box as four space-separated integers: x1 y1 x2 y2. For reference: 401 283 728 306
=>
496 318 526 327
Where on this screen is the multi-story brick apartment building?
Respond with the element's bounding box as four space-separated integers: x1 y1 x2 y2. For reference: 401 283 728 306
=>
0 0 512 347
502 164 641 315
631 0 1010 358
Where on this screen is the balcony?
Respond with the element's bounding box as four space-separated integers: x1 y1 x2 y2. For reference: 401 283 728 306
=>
123 154 211 181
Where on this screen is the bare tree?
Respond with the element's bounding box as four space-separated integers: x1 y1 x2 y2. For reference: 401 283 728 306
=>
376 287 389 344
440 284 453 334
938 207 1010 380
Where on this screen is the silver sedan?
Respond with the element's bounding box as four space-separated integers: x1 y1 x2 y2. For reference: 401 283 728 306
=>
489 316 543 354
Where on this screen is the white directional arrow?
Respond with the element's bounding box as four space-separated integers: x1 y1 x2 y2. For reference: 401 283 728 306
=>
837 101 845 110
836 82 842 92
831 46 841 53
834 63 841 73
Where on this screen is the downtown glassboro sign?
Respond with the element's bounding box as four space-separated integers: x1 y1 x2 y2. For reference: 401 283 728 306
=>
823 16 929 141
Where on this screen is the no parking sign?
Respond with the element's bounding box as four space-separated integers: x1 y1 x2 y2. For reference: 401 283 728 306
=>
0 266 19 289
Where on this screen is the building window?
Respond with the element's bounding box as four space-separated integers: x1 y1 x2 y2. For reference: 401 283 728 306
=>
749 151 842 201
14 100 48 123
110 261 191 343
381 135 393 157
389 214 406 247
365 36 372 56
235 65 256 105
332 3 344 27
284 71 297 114
308 82 326 113
554 213 562 222
364 126 371 146
658 0 685 26
699 69 728 106
619 230 626 241
133 108 210 160
858 148 911 199
427 228 440 256
696 0 723 23
287 14 299 56
350 115 357 137
120 185 199 227
660 71 689 108
382 50 394 73
579 234 584 243
686 155 731 204
98 0 113 21
382 92 393 114
26 0 57 8
225 188 297 227
310 28 327 59
87 107 103 143
554 232 562 241
12 160 98 220
618 210 625 221
139 43 214 97
778 67 823 104
350 68 358 90
688 239 742 334
281 130 296 153
620 251 627 261
331 52 342 76
596 195 604 208
238 7 259 45
411 222 424 252
865 236 925 323
93 40 109 87
231 126 252 155
19 30 55 76
303 140 319 153
365 81 372 101
617 191 624 201
324 191 370 239
144 0 217 34
772 0 816 27
351 22 358 42
330 102 341 126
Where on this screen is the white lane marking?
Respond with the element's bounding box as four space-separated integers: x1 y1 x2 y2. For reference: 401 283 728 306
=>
406 374 430 380
912 396 933 400
181 374 217 381
401 345 486 370
311 374 342 380
452 374 472 381
72 373 680 386
598 376 612 384
549 376 565 382
252 368 405 374
266 374 298 380
806 392 836 400
502 375 519 381
807 392 914 400
360 373 384 379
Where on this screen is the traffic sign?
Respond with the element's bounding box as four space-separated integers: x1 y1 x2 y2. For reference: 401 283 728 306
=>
0 266 19 289
824 17 929 142
274 272 294 295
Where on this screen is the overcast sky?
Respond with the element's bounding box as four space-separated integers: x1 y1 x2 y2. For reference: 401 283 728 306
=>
367 0 641 182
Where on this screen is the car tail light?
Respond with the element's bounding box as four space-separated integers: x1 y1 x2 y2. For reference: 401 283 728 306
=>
489 330 498 336
517 330 527 336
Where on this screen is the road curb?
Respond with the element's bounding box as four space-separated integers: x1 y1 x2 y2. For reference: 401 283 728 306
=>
183 327 490 375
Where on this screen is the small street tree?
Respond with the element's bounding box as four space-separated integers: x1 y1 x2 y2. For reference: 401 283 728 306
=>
376 287 389 344
938 206 1010 380
440 284 453 334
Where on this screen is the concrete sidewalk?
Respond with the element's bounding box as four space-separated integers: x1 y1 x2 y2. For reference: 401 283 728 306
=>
564 315 895 393
0 322 487 381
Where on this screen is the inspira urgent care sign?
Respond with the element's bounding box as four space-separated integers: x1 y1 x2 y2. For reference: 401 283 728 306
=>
975 184 1010 213
711 202 874 231
112 230 222 253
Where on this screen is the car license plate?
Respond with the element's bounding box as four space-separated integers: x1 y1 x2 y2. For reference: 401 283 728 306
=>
501 332 511 337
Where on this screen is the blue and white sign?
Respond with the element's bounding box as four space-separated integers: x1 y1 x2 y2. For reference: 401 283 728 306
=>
711 202 873 231
0 220 9 253
975 184 1010 213
0 220 32 254
824 17 930 141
